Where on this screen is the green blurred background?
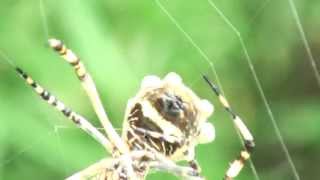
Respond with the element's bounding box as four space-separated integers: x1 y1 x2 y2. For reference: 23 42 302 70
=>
0 0 319 179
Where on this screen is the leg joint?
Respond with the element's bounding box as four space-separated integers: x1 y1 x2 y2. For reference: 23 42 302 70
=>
244 140 255 152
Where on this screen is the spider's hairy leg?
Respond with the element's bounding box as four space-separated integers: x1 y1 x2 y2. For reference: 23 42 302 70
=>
203 75 255 180
15 67 113 152
48 38 129 154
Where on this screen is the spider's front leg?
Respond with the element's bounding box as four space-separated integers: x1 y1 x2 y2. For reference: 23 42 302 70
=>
144 151 203 180
48 38 129 154
14 68 112 151
67 151 153 180
203 76 255 180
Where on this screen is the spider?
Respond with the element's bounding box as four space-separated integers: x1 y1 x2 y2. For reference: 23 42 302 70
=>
13 38 255 180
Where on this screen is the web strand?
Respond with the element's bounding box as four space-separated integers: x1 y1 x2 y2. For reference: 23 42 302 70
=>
154 0 224 94
0 131 55 168
288 0 320 88
39 0 71 175
0 34 70 176
54 126 68 175
0 51 16 68
154 0 260 179
249 0 273 25
207 0 301 179
40 0 50 40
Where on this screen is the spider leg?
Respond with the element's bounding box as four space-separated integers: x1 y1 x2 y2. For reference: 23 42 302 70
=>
67 150 203 180
15 67 112 152
66 157 133 180
150 162 202 180
203 75 255 180
116 150 203 180
67 152 144 180
48 38 129 154
188 159 201 174
146 152 203 180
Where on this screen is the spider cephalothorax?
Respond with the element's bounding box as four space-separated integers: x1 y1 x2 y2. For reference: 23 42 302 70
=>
122 72 215 161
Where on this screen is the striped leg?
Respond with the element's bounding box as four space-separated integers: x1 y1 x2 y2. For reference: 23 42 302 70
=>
203 76 255 180
15 67 113 152
48 38 129 154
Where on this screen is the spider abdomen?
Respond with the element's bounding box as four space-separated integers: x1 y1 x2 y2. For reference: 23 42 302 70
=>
121 72 215 162
125 103 181 156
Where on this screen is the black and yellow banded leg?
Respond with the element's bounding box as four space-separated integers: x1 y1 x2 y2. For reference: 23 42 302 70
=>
203 75 255 180
15 67 113 152
48 38 129 155
48 39 85 80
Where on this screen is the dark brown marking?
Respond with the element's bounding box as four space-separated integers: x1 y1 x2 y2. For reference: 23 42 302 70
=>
126 89 201 157
129 126 180 156
125 103 180 154
30 82 37 88
128 103 163 133
41 91 50 100
163 140 180 156
52 98 57 106
147 89 198 136
51 40 63 52
16 67 23 75
244 140 255 152
70 58 80 66
225 107 236 119
59 48 67 55
189 160 200 171
78 74 86 81
62 107 71 117
127 131 145 150
16 68 28 79
71 115 80 124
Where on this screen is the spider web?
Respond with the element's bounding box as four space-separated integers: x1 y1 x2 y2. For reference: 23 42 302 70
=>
153 1 307 180
0 0 319 179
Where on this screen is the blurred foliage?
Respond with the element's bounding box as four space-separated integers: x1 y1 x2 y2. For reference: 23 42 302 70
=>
0 0 319 179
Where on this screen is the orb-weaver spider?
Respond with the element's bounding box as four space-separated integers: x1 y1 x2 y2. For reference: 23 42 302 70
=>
13 38 254 180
